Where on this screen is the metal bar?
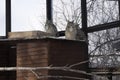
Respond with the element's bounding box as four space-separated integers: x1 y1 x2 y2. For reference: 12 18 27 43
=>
90 54 120 57
6 0 11 38
87 21 120 33
81 1 91 79
91 72 120 75
81 0 88 35
46 0 53 21
0 36 6 39
56 21 120 37
118 0 120 20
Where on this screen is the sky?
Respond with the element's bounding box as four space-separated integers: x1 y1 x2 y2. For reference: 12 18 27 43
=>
0 0 69 36
0 0 5 36
0 0 46 36
0 0 118 36
0 0 71 36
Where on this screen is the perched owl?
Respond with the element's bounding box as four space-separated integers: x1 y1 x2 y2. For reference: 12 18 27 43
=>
45 20 58 36
65 21 87 42
75 24 87 41
65 21 77 40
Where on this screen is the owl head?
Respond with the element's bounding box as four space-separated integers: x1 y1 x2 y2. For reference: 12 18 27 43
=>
66 21 78 32
67 21 74 29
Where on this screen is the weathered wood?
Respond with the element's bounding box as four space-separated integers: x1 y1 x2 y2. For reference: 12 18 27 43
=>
0 45 16 80
17 42 49 80
0 38 89 80
16 39 89 80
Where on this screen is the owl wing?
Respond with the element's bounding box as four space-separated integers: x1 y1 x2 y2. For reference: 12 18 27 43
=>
45 21 58 37
76 29 86 41
52 24 58 33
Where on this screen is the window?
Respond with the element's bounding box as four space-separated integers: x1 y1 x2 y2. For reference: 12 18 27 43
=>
53 0 82 31
87 0 119 27
11 0 46 32
89 27 120 68
0 0 5 36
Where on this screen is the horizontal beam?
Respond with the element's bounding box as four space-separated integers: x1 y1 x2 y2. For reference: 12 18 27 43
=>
0 36 6 39
57 21 120 37
91 72 120 75
107 0 119 1
87 21 120 33
90 54 120 57
90 67 119 71
90 67 120 75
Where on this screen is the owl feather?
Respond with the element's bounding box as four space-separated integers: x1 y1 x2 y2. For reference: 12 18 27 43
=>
45 20 58 36
65 21 87 42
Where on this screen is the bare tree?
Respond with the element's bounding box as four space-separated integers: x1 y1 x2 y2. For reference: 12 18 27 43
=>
52 0 120 79
24 0 119 79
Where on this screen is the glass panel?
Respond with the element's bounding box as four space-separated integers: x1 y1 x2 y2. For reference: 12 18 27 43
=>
11 0 46 32
0 0 5 36
53 0 119 29
89 27 120 79
89 27 120 68
87 0 119 27
53 0 81 31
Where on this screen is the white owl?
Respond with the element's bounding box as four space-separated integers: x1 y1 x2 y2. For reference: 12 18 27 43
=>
65 21 87 42
45 20 58 36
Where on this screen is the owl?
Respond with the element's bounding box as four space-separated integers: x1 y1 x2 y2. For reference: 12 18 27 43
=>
65 21 77 40
65 21 87 42
75 24 87 41
45 20 58 36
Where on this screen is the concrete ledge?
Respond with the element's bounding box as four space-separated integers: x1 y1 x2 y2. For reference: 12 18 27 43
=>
8 31 53 39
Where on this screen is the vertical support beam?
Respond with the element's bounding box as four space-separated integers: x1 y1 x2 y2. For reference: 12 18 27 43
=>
46 0 53 22
107 68 113 80
118 1 120 41
81 0 88 36
81 0 91 79
108 75 112 80
6 0 11 38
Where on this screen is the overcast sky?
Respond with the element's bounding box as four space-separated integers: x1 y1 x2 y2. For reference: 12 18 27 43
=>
0 0 46 36
0 0 68 36
0 0 5 36
0 0 118 36
0 0 82 36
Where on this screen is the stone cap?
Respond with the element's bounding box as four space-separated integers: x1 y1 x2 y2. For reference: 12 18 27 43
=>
8 31 54 39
